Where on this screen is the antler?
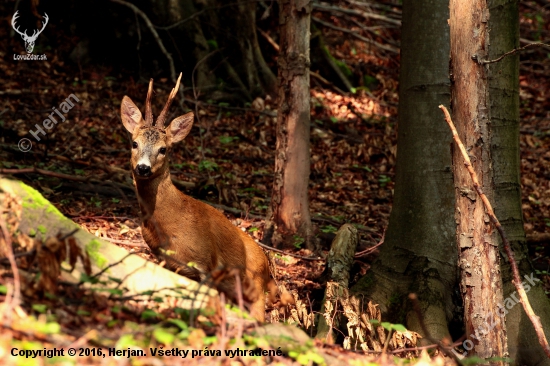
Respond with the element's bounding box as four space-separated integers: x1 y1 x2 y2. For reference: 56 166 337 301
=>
144 79 154 126
11 11 27 38
31 13 49 40
155 73 182 129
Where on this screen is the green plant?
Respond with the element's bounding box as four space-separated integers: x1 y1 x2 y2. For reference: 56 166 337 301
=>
293 235 304 249
198 160 219 172
218 136 238 144
379 175 392 187
90 196 102 207
320 225 338 234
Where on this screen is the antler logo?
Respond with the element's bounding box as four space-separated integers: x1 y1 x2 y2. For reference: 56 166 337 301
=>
11 11 49 54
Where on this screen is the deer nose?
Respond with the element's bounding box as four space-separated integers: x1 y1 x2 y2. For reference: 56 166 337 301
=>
136 164 151 177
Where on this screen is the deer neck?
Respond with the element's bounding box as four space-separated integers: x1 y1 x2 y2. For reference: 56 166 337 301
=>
133 165 178 220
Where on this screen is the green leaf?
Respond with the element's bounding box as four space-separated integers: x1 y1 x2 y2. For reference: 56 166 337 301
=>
141 309 160 320
39 322 61 334
153 328 175 345
321 225 338 234
116 334 137 350
32 304 48 313
107 320 118 327
99 288 123 296
207 39 218 49
79 273 99 284
391 323 407 332
168 318 188 330
219 136 238 144
198 160 219 172
108 276 122 284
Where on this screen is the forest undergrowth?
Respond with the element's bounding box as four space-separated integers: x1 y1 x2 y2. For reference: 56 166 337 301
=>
0 1 549 365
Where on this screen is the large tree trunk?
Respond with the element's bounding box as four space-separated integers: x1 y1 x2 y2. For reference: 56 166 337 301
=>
449 0 508 361
486 1 550 364
263 0 313 249
351 0 456 343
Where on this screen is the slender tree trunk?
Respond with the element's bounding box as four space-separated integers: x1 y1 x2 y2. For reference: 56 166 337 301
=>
449 0 508 361
263 0 313 249
351 0 456 343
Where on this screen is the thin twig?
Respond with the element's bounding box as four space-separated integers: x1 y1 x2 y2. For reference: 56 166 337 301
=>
310 71 348 95
79 253 134 284
1 167 90 182
255 240 326 261
109 0 176 83
439 104 550 358
102 238 148 247
257 28 279 51
354 230 385 258
183 97 277 117
360 340 465 354
479 42 550 64
314 2 401 26
312 17 398 54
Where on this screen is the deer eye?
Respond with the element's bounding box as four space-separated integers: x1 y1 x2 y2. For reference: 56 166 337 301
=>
132 141 138 149
159 147 167 155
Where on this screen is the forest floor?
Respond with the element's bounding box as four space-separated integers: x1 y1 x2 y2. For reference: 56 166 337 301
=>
0 1 549 365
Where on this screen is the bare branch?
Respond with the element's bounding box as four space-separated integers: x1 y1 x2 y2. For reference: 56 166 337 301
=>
479 42 550 65
312 16 398 54
313 2 401 26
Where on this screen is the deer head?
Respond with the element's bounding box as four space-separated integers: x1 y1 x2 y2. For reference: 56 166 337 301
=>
11 11 49 54
120 73 194 180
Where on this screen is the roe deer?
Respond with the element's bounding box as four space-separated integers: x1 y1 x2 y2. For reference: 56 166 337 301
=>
120 74 274 321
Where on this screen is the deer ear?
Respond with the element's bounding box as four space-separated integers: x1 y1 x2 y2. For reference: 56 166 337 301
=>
167 112 194 143
121 96 143 133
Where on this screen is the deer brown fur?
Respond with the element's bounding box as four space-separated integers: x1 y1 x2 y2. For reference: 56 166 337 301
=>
120 74 274 321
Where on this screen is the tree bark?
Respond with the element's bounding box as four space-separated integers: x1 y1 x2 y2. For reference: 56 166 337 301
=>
264 0 313 249
486 1 550 364
351 0 456 344
449 0 509 361
316 224 359 342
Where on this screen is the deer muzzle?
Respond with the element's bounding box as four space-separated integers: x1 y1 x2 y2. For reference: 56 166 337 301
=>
136 164 152 177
